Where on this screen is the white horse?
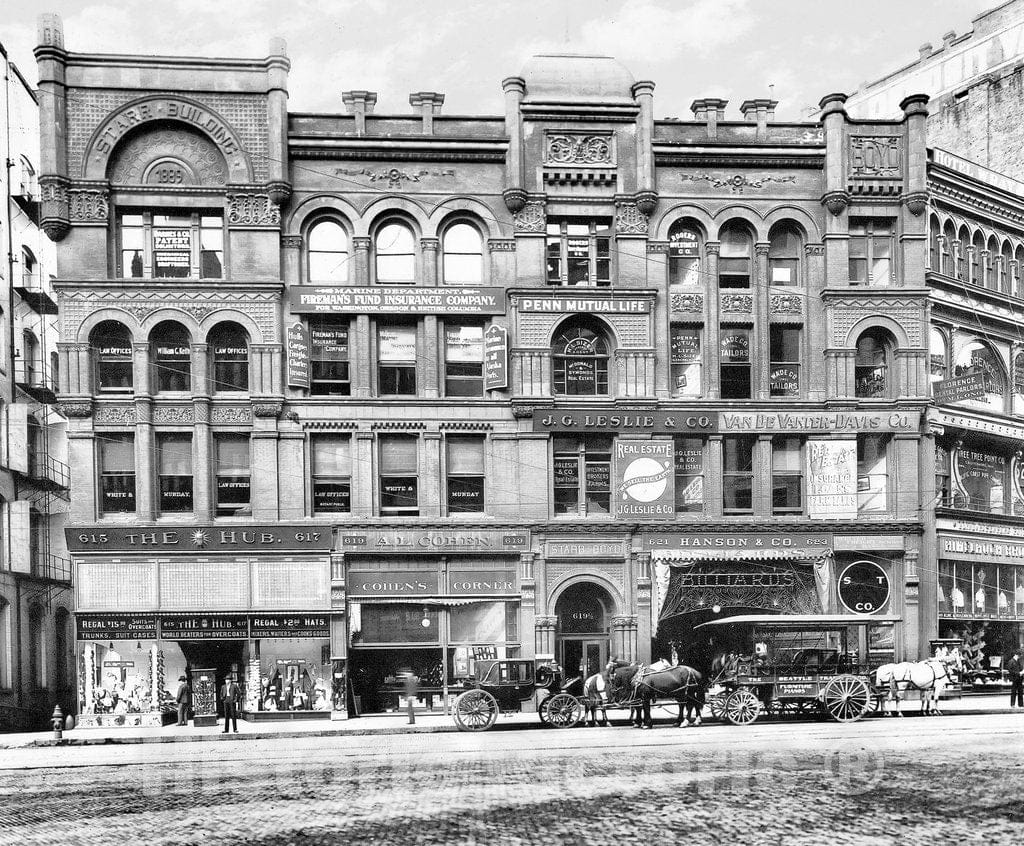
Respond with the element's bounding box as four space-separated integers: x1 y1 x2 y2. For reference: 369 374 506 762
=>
581 672 612 726
874 659 951 716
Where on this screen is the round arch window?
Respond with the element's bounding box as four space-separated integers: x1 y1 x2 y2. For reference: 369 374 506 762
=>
375 221 416 283
308 219 349 283
442 222 483 284
552 320 610 395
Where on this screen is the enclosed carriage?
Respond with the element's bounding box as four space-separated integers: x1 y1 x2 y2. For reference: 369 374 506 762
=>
451 659 582 731
697 614 900 725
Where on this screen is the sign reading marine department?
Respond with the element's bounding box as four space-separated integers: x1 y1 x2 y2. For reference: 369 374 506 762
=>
289 286 504 315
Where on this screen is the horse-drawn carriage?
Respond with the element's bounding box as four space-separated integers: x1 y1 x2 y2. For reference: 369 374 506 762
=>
696 614 901 725
451 658 583 731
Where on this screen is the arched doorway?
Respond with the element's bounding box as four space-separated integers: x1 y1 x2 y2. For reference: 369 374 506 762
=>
554 582 614 680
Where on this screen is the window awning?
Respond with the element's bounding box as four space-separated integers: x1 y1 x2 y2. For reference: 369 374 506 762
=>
651 547 825 563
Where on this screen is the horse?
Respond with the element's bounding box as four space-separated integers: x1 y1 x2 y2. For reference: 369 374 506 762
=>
607 661 705 729
581 672 611 726
874 659 951 716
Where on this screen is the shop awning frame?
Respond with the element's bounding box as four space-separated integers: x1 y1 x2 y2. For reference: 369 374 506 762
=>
651 548 824 562
694 613 902 630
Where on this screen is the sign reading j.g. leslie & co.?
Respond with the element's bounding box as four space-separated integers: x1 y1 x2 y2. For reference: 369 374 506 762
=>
66 526 332 553
534 409 717 433
340 529 529 552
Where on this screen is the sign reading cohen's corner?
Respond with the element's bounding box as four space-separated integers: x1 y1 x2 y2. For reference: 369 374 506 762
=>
66 526 332 553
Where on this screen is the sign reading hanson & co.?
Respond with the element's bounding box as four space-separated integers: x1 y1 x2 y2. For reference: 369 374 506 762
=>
66 526 332 553
340 530 529 553
289 287 504 315
643 533 833 551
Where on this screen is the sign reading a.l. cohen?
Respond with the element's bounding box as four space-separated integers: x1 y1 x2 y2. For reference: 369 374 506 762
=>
613 440 674 519
289 286 504 315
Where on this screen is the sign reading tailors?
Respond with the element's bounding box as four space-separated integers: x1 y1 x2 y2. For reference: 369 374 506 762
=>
67 525 332 553
837 561 891 614
286 322 310 389
76 614 158 641
534 409 717 433
290 286 504 315
806 439 857 519
484 325 508 391
340 529 529 553
160 615 249 639
249 615 329 638
934 372 986 404
613 440 674 519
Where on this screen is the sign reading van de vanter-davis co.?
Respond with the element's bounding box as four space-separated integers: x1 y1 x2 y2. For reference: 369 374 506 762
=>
289 286 505 315
613 440 675 519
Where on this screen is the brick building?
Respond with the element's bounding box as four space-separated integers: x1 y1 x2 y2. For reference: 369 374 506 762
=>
38 14 938 723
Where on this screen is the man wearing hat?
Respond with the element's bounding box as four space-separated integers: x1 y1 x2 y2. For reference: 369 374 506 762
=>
175 675 190 726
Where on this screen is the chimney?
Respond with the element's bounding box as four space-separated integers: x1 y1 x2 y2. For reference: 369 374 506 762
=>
739 99 778 141
690 98 728 140
342 90 377 136
409 92 445 134
37 12 64 49
943 30 957 49
919 42 933 60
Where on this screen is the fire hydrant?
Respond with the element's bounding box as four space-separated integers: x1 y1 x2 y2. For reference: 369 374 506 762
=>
51 705 64 741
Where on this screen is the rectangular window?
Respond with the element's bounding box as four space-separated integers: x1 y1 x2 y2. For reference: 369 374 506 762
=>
723 436 755 514
769 326 801 397
447 437 485 513
553 436 611 516
117 210 225 279
935 444 952 508
310 317 351 396
720 329 751 399
378 324 416 395
772 436 803 514
380 435 418 516
157 434 193 513
671 326 702 398
674 436 704 514
546 219 611 286
215 435 250 517
849 219 893 285
857 435 888 513
445 324 484 397
100 434 135 514
312 435 351 514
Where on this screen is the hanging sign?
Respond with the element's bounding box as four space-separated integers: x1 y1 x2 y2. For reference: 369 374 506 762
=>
286 323 310 389
837 561 890 614
613 440 675 519
806 439 858 519
484 325 508 390
934 372 986 404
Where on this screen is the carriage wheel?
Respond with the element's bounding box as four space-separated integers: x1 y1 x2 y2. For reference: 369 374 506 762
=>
724 689 761 726
453 690 499 732
544 693 583 728
537 694 552 725
707 692 728 720
822 675 871 723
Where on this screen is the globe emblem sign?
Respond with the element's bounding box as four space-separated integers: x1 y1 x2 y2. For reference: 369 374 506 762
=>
619 457 672 503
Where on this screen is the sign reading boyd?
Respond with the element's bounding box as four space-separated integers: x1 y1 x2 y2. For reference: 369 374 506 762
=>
613 440 674 519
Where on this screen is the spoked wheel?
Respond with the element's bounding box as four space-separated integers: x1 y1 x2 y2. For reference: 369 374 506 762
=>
453 690 498 732
706 692 728 720
537 694 552 725
822 675 871 723
544 692 583 728
724 689 762 726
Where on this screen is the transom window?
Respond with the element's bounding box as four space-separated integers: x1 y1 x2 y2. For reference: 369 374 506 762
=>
308 219 349 283
546 219 611 286
552 320 610 396
849 219 893 286
442 223 484 284
375 221 416 284
118 210 223 279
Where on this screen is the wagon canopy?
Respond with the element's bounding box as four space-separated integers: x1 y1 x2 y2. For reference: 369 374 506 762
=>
694 613 902 630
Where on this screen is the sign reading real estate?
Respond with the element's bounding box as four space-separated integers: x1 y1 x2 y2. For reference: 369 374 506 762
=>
484 324 508 390
934 372 986 404
806 439 858 519
612 440 674 519
286 322 310 388
289 286 504 315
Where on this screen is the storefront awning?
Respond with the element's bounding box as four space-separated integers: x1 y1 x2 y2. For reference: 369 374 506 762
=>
651 548 824 563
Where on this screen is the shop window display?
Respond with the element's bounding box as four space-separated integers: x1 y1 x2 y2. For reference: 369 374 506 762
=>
254 639 332 714
77 642 173 727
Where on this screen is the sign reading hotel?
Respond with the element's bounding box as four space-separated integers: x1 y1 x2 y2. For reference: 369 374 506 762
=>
806 439 857 519
613 440 674 519
516 296 651 314
720 411 918 433
66 525 332 553
340 529 529 553
643 533 833 551
289 286 504 315
934 372 986 404
534 409 717 433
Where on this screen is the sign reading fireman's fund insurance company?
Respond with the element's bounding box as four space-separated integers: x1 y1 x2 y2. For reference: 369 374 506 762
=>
289 286 504 315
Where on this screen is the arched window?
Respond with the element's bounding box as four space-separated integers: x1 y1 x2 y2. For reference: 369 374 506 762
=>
930 327 948 392
375 221 416 284
90 321 133 394
971 231 984 285
929 215 941 272
957 225 970 281
552 319 611 396
668 221 701 286
854 329 893 398
150 321 191 392
1015 244 1024 297
21 330 39 386
209 322 249 392
987 235 1000 290
308 219 349 283
942 220 957 276
442 222 483 284
718 223 753 288
768 223 803 286
1001 241 1013 294
955 340 1006 410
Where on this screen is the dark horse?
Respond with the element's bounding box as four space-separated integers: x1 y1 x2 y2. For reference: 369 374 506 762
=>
607 661 705 729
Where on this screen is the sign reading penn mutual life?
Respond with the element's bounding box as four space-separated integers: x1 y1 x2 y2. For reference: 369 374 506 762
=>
613 440 675 519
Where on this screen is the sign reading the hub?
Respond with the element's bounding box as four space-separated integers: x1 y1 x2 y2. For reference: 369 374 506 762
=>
340 530 529 553
249 615 329 638
613 440 674 519
67 526 332 553
837 561 890 614
160 615 249 640
289 286 504 315
76 614 158 641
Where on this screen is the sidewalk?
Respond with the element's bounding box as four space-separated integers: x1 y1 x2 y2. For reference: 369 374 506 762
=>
1 694 1018 750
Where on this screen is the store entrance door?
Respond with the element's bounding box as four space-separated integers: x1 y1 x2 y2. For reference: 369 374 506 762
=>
560 638 607 681
179 641 245 719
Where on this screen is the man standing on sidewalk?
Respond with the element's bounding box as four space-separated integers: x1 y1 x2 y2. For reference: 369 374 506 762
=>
221 675 241 733
1008 650 1023 708
175 675 190 726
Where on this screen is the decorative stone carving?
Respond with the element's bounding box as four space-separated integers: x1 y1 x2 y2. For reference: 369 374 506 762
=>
769 294 803 314
829 297 924 346
228 193 281 227
670 293 704 313
511 404 539 419
252 401 283 418
39 176 69 242
849 136 901 178
502 187 527 213
68 189 109 222
903 191 928 216
804 244 825 257
615 202 648 235
680 173 796 193
94 405 137 425
108 127 227 186
544 134 613 165
152 406 195 424
267 180 292 205
281 235 303 249
634 190 658 216
647 242 669 254
754 242 771 257
194 403 210 424
821 190 850 216
58 400 92 418
334 167 455 188
513 201 545 234
420 238 440 252
487 239 516 252
211 406 252 424
178 303 221 323
720 294 753 312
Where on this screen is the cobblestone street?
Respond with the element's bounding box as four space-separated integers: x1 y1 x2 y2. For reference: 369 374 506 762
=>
2 713 1022 845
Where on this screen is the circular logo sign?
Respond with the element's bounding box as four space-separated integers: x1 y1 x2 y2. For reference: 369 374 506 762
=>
838 561 890 615
619 457 671 503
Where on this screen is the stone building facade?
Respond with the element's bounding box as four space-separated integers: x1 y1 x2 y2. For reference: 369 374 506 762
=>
39 14 937 722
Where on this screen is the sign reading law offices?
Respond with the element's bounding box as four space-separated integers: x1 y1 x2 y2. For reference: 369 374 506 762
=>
67 526 332 553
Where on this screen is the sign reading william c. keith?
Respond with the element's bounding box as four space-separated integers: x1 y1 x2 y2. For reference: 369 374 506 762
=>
66 526 332 553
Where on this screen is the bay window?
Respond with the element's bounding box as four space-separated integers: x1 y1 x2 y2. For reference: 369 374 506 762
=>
117 210 224 279
553 436 611 516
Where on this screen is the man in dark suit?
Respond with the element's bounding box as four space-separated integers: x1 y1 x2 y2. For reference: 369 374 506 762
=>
221 674 241 733
1008 650 1023 708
